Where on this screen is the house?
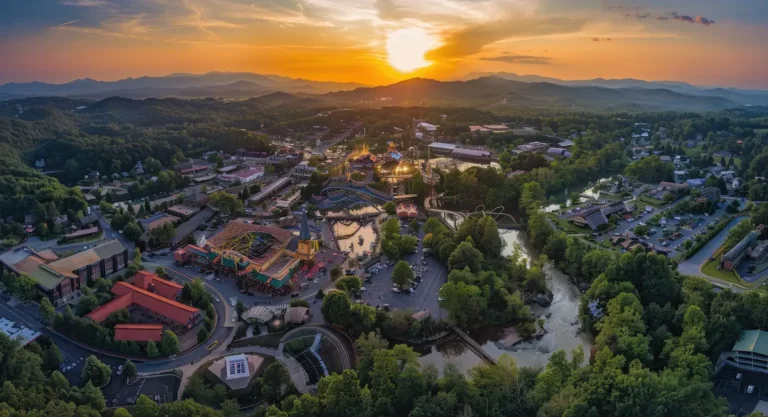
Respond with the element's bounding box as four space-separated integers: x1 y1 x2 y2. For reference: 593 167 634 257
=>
686 178 706 188
659 155 672 163
720 171 737 181
134 161 144 175
417 122 438 133
510 127 538 136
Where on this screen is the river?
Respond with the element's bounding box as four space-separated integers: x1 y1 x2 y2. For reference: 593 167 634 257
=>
418 229 593 374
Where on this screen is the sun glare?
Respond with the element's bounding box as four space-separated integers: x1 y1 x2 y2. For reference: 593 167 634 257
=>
386 27 438 73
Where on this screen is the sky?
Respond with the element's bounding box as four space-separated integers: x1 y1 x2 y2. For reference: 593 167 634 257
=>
1 0 767 88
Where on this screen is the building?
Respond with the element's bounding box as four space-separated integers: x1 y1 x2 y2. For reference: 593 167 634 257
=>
140 213 180 232
0 240 129 305
64 226 100 241
396 203 418 218
510 127 539 136
546 147 572 158
295 211 317 261
673 170 688 183
114 324 163 342
284 306 310 325
512 141 549 155
698 187 721 203
275 191 302 209
207 353 266 390
218 167 264 183
722 231 758 270
686 178 706 188
727 330 768 373
0 317 40 347
86 272 201 328
451 148 492 161
292 161 317 178
427 142 457 156
249 178 293 205
176 221 303 293
568 202 628 231
167 204 200 219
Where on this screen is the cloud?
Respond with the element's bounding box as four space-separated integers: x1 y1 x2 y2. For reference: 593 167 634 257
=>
480 54 552 65
426 16 586 61
60 0 107 6
670 12 715 26
591 37 611 42
656 16 668 21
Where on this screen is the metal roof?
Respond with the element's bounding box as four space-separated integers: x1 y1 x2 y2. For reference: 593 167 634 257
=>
733 330 768 357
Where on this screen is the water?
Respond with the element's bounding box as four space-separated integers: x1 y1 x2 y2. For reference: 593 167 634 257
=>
542 176 615 213
419 230 593 373
333 221 377 257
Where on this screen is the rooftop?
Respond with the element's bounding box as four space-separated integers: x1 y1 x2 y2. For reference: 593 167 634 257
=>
48 240 126 273
733 330 768 357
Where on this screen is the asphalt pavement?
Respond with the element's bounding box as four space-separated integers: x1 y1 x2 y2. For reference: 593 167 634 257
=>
358 222 449 319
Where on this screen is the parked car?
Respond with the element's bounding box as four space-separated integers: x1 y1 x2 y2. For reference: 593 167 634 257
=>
747 385 755 394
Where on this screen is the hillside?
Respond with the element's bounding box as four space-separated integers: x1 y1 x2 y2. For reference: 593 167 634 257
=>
318 77 740 111
0 71 368 99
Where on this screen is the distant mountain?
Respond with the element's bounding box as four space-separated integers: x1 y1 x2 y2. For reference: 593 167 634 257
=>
0 72 369 99
318 76 740 112
456 72 768 106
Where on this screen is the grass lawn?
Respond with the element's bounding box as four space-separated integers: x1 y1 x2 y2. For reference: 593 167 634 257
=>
640 195 669 208
683 145 704 158
701 260 743 285
715 155 743 169
551 216 592 234
58 230 104 245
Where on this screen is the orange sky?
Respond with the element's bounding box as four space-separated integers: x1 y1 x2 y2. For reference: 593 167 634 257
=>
2 0 767 88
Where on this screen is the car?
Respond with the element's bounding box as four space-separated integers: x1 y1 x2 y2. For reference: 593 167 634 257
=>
214 297 220 303
391 288 401 293
155 395 161 402
438 295 445 301
747 385 755 394
422 260 428 266
291 292 300 297
246 292 254 296
231 299 236 306
736 373 743 380
383 304 391 312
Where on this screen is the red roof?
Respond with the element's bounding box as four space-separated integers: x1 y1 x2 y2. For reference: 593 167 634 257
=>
114 324 163 342
87 281 200 326
131 271 183 299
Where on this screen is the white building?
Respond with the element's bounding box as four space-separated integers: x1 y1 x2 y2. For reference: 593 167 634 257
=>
218 167 264 183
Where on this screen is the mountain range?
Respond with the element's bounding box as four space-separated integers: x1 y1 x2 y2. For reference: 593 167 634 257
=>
0 72 369 100
3 71 768 112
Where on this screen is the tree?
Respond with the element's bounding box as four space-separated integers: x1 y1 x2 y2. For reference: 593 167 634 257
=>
208 191 244 216
382 201 397 216
392 261 414 289
114 409 132 417
42 344 63 372
261 362 295 404
336 275 362 294
81 355 111 386
448 241 484 273
439 281 487 327
7 273 39 300
123 360 137 380
39 297 54 323
519 181 546 214
123 221 143 242
321 291 351 326
146 340 160 358
197 327 209 343
160 330 180 356
330 265 343 281
235 300 246 318
290 299 309 308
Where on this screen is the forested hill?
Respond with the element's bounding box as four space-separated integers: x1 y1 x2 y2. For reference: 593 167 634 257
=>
318 76 741 112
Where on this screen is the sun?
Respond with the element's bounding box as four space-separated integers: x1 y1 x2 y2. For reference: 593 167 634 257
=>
386 27 439 73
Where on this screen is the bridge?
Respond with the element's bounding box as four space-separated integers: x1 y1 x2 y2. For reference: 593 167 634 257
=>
425 194 521 232
451 326 497 365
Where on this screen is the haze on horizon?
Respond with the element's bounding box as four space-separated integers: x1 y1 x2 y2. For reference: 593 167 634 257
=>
2 0 767 89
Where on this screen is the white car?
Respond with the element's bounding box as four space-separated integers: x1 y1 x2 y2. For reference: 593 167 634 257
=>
214 297 220 303
747 385 755 394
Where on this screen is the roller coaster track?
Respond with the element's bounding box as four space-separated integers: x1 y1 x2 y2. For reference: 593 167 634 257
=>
425 195 520 232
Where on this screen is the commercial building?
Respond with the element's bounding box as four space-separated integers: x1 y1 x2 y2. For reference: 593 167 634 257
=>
175 219 312 293
427 142 457 156
510 127 539 136
451 148 492 161
249 177 292 205
396 203 418 218
86 272 200 328
114 324 163 342
722 231 758 271
167 204 200 218
275 191 301 209
726 330 768 373
546 147 572 158
218 167 264 183
292 161 317 178
0 317 40 347
0 240 128 305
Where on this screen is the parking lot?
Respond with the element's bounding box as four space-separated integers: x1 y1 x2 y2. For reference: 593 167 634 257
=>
102 373 180 407
601 198 733 254
357 221 449 319
713 365 768 417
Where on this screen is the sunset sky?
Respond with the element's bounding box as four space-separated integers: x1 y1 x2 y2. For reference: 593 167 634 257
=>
2 0 767 88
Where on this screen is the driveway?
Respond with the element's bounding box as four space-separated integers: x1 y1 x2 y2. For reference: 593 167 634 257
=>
677 216 749 277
